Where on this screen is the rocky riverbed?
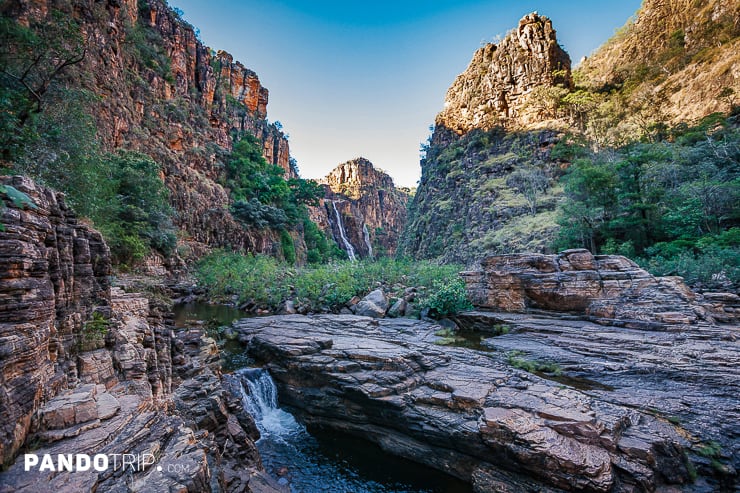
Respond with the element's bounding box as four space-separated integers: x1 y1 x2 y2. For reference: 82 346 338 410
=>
232 313 738 492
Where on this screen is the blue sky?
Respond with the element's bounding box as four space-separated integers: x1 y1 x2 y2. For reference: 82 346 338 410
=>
171 1 642 187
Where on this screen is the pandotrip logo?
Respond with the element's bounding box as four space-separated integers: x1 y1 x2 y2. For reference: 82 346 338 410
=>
24 453 157 473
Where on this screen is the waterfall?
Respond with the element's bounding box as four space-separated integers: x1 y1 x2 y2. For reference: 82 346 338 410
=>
362 224 373 259
331 200 357 262
236 368 302 439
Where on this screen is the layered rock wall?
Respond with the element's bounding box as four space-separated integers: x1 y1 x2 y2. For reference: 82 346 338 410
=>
0 176 111 463
310 158 409 258
2 0 294 256
0 177 274 491
461 249 711 327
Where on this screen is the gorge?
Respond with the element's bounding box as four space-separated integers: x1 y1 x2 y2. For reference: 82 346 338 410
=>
1 0 739 492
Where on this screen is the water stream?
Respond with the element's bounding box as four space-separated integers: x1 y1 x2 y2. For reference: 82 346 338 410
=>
362 223 373 259
332 200 357 261
235 368 472 493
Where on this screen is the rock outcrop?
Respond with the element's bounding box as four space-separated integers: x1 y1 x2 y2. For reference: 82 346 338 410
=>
436 12 571 135
453 309 739 491
3 0 294 257
400 13 570 263
0 176 110 464
461 249 711 328
0 177 277 491
400 127 563 263
578 0 740 125
233 314 697 492
310 158 409 258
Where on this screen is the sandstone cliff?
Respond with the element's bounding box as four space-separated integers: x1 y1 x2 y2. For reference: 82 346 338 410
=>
436 12 571 135
400 13 570 263
578 0 740 124
310 158 409 258
0 177 275 491
3 0 295 258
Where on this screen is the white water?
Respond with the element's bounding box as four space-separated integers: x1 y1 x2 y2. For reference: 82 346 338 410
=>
363 224 374 259
237 368 303 440
331 200 357 262
234 368 470 492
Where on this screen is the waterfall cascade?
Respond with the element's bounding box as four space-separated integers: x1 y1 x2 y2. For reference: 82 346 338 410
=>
236 368 302 439
331 200 357 261
362 224 373 259
234 368 471 492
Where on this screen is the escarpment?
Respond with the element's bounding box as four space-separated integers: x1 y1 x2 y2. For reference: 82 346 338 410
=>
3 0 294 257
0 177 277 492
310 158 409 258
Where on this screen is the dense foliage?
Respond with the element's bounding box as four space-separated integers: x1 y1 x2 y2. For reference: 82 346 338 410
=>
224 133 339 263
555 113 739 289
196 252 469 316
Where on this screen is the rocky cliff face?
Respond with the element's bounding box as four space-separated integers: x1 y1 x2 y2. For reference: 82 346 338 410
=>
578 0 740 124
0 177 276 491
400 13 569 264
3 0 294 257
310 158 409 258
0 176 110 464
436 13 571 135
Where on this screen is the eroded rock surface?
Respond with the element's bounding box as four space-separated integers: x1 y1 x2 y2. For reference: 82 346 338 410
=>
436 12 571 135
462 249 713 328
233 314 696 492
0 178 278 492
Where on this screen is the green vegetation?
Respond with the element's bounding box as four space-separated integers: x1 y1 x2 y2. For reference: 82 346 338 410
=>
79 311 110 350
422 278 473 318
506 350 562 375
555 113 739 289
195 251 468 315
224 133 335 263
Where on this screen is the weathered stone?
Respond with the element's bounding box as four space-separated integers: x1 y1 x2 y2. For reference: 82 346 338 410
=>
462 250 709 328
0 176 110 464
387 299 407 318
233 314 696 492
436 12 572 134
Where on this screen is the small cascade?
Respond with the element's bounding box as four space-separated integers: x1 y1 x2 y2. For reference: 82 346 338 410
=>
362 223 373 259
331 200 357 261
236 368 302 439
233 367 472 492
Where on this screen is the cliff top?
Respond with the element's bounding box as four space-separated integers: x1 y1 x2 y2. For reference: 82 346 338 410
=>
435 12 572 135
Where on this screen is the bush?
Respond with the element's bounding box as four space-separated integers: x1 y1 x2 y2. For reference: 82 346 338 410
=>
418 278 472 318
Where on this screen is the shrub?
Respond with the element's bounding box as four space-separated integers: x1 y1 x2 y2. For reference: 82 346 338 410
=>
195 252 469 315
417 277 472 318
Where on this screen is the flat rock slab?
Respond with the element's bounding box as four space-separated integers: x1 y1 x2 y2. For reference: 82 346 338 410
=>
233 314 697 492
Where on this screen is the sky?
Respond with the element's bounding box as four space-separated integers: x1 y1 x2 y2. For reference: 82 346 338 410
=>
171 0 642 187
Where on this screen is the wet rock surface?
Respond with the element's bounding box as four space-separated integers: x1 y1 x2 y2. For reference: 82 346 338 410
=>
232 314 711 492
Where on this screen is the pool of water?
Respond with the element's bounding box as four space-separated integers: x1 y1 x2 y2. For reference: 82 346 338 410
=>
172 301 248 328
236 368 473 493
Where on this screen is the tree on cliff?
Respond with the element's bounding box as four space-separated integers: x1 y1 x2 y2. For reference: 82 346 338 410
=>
0 10 86 162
